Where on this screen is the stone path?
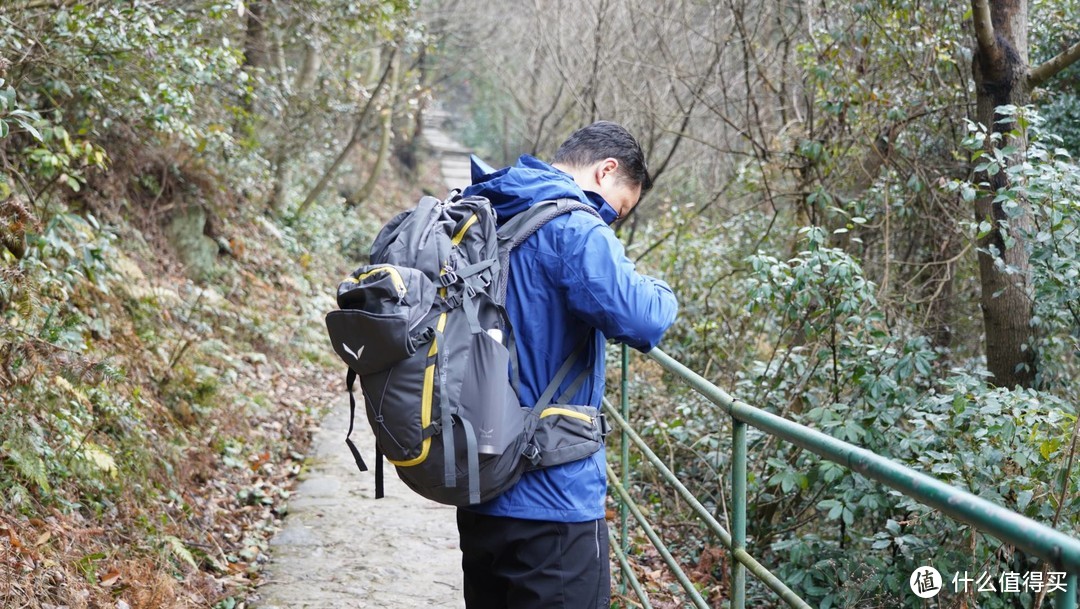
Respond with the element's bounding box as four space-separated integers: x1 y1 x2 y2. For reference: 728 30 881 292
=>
424 108 473 191
254 109 472 609
254 400 465 609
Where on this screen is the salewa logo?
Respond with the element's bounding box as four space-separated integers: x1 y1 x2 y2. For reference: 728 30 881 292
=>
342 343 366 361
479 426 494 439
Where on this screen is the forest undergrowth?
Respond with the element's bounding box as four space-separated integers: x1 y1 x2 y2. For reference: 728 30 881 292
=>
0 137 441 609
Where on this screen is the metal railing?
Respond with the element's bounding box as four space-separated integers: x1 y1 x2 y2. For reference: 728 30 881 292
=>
608 345 1080 608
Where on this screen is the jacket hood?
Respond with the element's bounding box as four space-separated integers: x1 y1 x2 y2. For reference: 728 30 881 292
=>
464 155 619 225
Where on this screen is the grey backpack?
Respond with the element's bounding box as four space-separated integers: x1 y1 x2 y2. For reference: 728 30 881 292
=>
325 192 610 506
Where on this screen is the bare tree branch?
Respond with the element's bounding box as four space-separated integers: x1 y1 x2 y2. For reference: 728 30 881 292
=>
10 0 88 10
649 38 725 184
1029 39 1080 89
349 49 402 207
970 0 1004 67
295 47 397 215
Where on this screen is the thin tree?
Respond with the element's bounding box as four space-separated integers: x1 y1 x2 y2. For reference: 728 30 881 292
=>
296 46 397 216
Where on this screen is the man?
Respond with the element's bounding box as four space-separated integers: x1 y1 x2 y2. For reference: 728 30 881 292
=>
457 121 679 608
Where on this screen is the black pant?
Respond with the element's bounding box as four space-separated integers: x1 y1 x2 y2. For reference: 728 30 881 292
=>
456 510 611 609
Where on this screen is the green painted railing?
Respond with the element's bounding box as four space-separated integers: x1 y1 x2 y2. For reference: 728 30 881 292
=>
608 345 1080 608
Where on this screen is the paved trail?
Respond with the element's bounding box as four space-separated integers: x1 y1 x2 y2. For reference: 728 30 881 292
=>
255 110 472 609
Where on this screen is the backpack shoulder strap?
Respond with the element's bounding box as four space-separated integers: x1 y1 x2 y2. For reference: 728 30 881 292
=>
493 199 602 410
533 333 593 410
496 198 601 250
494 199 601 305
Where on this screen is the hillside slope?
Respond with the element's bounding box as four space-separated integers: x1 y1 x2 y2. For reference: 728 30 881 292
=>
0 153 441 608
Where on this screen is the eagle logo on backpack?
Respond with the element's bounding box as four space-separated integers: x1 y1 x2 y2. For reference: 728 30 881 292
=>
325 192 610 506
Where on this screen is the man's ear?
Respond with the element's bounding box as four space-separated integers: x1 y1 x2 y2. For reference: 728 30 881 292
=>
594 158 619 183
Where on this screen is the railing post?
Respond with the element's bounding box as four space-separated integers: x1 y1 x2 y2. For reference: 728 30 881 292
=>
620 343 630 597
732 417 747 609
1059 573 1078 609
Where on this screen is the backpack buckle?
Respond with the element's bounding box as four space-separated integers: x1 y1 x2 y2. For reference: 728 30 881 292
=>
439 271 459 287
521 443 541 466
413 327 435 345
597 413 612 438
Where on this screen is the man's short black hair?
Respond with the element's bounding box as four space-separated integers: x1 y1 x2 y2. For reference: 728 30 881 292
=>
552 121 653 192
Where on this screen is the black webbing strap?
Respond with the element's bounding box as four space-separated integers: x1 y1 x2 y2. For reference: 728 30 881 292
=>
452 258 497 281
345 369 383 499
556 365 592 405
462 287 482 334
375 444 384 499
345 369 368 473
507 330 522 397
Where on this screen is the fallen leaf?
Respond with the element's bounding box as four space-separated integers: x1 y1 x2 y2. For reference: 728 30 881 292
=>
29 518 47 528
227 562 246 575
7 528 22 548
34 531 51 547
249 452 271 471
99 569 121 587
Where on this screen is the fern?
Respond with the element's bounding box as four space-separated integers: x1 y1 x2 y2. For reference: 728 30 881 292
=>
163 535 198 569
1 439 50 492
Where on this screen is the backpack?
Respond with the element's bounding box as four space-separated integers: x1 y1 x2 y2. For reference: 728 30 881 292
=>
325 192 611 506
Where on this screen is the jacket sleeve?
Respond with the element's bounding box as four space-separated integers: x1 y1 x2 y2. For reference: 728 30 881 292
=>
557 218 678 352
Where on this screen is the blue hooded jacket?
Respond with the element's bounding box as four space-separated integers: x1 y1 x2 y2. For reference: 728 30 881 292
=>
462 155 678 522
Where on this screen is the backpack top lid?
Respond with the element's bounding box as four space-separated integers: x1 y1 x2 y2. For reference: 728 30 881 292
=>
337 265 435 330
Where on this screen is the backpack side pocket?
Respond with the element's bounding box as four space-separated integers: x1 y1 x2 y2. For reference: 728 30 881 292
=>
327 264 436 375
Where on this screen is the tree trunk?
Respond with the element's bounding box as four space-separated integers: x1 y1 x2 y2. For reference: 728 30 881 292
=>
349 50 402 206
967 0 1080 386
237 0 268 119
268 38 324 212
242 0 268 70
296 39 322 92
970 0 1036 388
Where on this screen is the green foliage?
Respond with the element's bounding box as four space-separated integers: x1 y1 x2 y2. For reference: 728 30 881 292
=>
1031 0 1080 151
0 210 133 509
0 1 430 606
949 106 1080 390
0 77 108 199
628 186 1077 606
1040 93 1080 155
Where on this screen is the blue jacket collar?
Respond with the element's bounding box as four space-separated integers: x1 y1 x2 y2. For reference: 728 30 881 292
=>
465 155 619 225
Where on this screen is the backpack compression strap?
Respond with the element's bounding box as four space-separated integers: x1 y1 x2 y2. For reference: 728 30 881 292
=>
433 328 481 505
532 334 594 411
